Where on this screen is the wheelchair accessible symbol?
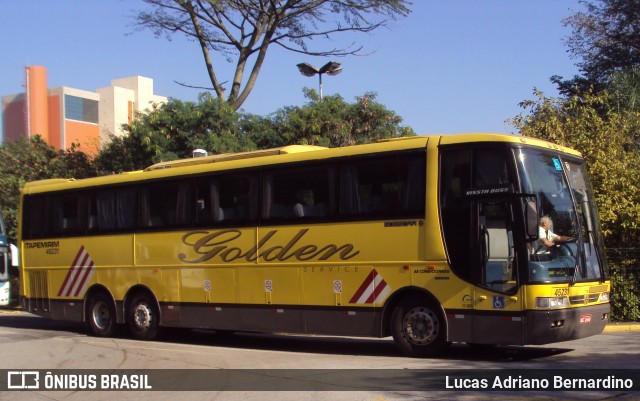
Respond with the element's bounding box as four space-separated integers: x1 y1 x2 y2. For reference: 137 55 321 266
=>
493 296 505 309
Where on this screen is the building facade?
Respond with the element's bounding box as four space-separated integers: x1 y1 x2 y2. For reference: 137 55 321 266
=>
1 66 167 155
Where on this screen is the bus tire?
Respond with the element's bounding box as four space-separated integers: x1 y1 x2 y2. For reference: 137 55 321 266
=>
86 292 117 337
127 292 161 341
391 296 447 357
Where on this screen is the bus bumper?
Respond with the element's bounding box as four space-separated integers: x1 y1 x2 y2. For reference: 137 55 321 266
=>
524 303 610 345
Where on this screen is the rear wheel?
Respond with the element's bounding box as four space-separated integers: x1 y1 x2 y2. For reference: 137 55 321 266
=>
127 292 161 340
391 296 447 357
86 292 117 337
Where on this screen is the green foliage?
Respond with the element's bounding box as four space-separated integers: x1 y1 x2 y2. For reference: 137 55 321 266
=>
94 93 256 173
608 249 640 321
556 1 640 96
563 0 640 85
609 68 640 112
95 90 415 173
249 89 415 149
0 136 96 243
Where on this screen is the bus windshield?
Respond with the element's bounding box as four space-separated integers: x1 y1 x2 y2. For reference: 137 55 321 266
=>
515 148 606 283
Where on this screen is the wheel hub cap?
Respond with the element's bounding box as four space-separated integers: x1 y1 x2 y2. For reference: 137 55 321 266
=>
133 303 151 330
92 301 110 329
403 306 439 345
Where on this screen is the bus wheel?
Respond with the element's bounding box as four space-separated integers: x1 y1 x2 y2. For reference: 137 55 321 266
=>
127 292 161 341
86 292 117 337
391 297 447 357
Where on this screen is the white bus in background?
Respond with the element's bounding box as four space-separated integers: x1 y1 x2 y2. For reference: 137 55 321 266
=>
0 212 17 306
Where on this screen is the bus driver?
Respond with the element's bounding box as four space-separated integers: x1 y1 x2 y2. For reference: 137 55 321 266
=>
537 216 574 253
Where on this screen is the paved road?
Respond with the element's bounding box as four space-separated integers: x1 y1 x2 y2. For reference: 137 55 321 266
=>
0 310 639 401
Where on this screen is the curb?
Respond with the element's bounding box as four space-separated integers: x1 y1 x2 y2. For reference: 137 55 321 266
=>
603 323 640 333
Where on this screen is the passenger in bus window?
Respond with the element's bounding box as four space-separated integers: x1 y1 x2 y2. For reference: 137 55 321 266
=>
293 189 327 217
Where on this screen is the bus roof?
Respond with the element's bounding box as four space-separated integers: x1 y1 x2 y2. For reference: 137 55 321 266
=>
21 133 581 195
144 145 328 171
437 132 581 156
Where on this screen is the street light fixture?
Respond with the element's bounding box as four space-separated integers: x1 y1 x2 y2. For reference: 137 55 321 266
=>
296 61 343 99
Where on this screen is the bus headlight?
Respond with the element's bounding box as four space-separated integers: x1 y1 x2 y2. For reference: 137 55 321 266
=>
599 292 610 302
536 297 569 308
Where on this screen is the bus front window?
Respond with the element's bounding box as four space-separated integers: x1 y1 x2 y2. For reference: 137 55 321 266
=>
516 148 603 283
564 160 608 280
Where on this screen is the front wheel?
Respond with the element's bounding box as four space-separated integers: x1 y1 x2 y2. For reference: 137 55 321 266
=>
391 297 447 357
127 292 161 340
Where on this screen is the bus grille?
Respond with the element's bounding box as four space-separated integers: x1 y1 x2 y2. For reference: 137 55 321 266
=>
28 271 50 312
569 294 601 305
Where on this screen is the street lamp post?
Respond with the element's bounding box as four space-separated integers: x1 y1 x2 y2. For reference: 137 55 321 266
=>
296 61 343 99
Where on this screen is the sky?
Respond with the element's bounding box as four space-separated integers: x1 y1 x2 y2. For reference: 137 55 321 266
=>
0 0 585 139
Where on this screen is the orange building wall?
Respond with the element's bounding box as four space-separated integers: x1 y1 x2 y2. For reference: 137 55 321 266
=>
48 95 61 149
26 66 49 141
64 120 100 156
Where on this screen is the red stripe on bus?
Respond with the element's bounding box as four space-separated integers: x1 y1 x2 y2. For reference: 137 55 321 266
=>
349 269 377 304
64 250 90 297
365 279 388 304
57 246 85 297
72 261 94 297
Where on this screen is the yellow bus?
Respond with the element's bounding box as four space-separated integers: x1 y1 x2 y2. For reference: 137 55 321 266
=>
18 134 610 357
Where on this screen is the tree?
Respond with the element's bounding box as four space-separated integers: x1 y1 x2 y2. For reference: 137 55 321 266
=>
247 89 415 148
94 93 256 173
95 89 414 172
0 136 95 243
557 0 640 93
510 89 640 246
135 0 411 109
608 67 640 112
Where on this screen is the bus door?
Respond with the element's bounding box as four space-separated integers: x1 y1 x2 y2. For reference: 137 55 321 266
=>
470 197 523 345
439 146 524 344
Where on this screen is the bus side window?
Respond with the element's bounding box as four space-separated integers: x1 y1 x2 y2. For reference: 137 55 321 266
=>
51 194 86 236
339 155 424 217
196 180 218 223
23 196 49 239
91 189 137 231
196 174 257 226
140 182 193 228
262 166 335 221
